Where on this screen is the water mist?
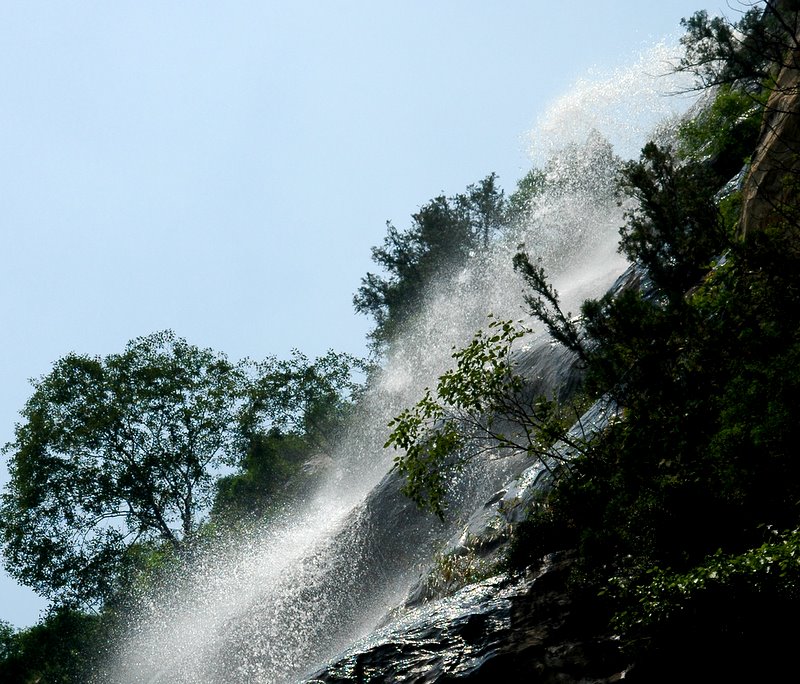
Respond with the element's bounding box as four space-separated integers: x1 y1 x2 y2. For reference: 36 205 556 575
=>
103 43 701 684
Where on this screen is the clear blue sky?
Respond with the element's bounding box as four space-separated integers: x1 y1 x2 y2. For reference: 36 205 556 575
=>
0 1 726 627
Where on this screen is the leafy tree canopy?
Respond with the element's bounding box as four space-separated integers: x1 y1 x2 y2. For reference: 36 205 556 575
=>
0 609 99 684
214 349 370 521
0 332 367 608
242 349 370 456
678 1 800 89
616 142 726 301
0 331 245 606
354 174 510 352
385 317 582 518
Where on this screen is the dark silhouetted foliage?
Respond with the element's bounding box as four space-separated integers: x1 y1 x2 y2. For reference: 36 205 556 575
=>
678 2 800 89
354 174 509 352
0 609 100 684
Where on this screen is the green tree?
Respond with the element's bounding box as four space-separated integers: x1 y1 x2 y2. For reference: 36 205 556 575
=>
0 609 100 683
0 331 367 606
211 428 309 521
676 84 764 174
1 336 368 608
242 349 369 457
507 168 546 221
385 317 580 518
677 2 798 90
0 331 247 607
214 349 370 521
354 174 509 352
617 142 726 301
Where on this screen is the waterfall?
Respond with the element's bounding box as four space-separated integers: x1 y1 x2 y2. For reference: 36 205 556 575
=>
102 43 701 684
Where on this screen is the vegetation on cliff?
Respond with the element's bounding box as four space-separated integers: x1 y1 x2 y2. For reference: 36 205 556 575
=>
353 173 515 355
388 0 800 676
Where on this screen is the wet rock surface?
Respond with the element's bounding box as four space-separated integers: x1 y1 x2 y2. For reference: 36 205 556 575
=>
302 320 625 683
302 382 625 683
303 552 626 683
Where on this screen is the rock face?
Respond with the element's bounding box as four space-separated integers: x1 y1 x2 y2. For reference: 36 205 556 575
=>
300 266 632 683
303 553 626 684
302 391 622 683
739 11 800 239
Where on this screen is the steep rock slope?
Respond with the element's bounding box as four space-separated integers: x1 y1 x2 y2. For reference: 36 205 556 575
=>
739 13 800 238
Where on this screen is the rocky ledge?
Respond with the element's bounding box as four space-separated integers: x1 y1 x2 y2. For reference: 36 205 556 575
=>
303 552 626 683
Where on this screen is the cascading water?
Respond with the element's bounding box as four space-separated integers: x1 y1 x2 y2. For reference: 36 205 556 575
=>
103 43 702 684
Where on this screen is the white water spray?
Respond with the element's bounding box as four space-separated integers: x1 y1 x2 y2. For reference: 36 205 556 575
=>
103 43 702 684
